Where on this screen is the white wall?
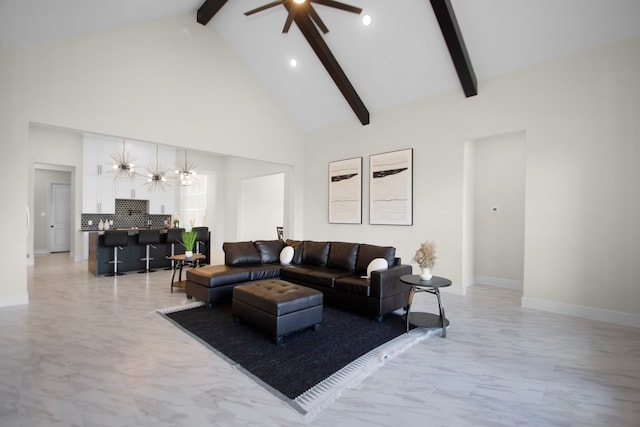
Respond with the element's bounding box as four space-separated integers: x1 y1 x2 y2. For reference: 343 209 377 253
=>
473 131 526 289
2 14 305 307
304 36 640 326
0 41 29 307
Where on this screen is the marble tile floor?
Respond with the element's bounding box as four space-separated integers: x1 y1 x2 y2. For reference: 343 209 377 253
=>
1 252 639 426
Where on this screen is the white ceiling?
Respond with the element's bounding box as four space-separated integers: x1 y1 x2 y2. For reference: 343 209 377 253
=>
2 0 640 131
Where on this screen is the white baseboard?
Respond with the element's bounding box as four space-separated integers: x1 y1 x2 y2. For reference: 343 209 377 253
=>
474 275 523 291
522 296 640 328
0 294 29 308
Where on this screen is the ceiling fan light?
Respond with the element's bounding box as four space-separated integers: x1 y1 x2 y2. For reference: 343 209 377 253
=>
293 0 306 4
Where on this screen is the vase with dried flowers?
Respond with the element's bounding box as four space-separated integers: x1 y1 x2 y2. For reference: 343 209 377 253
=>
413 240 437 280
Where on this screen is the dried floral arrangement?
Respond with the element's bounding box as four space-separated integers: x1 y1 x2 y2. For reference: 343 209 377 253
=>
412 241 437 269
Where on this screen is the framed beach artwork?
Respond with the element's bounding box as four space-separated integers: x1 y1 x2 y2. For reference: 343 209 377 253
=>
328 157 362 224
369 148 413 225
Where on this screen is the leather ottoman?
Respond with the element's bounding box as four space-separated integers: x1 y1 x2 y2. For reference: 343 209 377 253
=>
232 279 323 345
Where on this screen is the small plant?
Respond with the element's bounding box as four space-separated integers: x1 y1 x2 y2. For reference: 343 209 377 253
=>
179 230 197 252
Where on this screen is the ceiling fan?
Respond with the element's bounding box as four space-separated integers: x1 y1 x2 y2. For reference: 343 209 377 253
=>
197 0 475 126
244 0 362 34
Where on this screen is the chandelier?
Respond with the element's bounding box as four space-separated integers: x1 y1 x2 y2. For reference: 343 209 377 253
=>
174 149 197 186
110 140 136 180
145 145 171 191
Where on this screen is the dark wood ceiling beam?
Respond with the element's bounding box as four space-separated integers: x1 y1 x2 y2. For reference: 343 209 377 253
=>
289 3 370 125
429 0 477 97
197 0 229 25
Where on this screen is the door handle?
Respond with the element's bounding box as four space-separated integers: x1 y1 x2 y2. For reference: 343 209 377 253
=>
50 225 54 228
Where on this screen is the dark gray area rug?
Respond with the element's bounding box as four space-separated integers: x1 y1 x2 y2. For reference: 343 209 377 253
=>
159 302 434 416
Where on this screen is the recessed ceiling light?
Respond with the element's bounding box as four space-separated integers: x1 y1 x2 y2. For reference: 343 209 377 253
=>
362 14 372 26
289 58 299 68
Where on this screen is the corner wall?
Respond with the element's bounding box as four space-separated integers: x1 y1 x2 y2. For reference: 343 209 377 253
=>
3 14 305 307
304 36 640 326
0 41 29 307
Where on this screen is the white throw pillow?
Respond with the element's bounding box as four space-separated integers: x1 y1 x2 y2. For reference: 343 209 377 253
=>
279 246 294 264
365 258 388 278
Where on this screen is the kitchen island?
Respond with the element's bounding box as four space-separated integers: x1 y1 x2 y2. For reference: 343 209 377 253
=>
87 229 210 276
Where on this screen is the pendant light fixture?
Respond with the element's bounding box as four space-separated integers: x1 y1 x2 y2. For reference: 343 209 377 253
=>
110 139 136 180
145 145 171 191
174 149 197 186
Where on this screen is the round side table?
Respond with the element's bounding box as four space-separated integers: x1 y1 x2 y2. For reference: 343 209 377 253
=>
168 254 206 293
400 275 451 338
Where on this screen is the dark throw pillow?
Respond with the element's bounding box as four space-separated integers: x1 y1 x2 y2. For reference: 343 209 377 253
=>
254 240 286 263
285 239 304 264
223 241 262 266
302 241 330 266
355 244 396 274
327 242 359 272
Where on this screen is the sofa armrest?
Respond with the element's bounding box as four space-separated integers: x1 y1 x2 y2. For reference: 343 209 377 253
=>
369 264 412 299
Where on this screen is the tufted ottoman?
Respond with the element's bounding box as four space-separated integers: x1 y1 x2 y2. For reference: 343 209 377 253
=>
232 279 323 345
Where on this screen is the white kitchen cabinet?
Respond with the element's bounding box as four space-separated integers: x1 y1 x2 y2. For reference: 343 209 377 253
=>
148 145 176 215
83 175 115 213
83 135 117 213
149 187 175 215
83 135 118 176
84 136 177 213
114 175 149 201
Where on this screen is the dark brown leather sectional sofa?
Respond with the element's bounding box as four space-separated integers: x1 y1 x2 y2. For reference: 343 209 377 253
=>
185 239 412 321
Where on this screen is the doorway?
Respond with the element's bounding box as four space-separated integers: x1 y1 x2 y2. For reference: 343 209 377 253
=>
238 173 284 241
34 169 72 254
464 131 526 292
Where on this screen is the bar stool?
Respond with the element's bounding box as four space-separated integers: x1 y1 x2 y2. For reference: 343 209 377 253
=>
103 230 129 276
193 226 209 263
138 229 161 273
165 228 184 270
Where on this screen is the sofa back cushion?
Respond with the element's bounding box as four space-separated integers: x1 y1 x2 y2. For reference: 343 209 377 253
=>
253 239 286 263
285 239 304 264
223 241 262 266
302 241 330 266
355 244 396 274
327 242 359 272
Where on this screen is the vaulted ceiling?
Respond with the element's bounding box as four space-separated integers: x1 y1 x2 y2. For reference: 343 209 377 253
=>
1 0 640 131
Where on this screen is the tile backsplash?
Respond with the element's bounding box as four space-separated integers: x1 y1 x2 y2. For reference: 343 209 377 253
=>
81 199 171 231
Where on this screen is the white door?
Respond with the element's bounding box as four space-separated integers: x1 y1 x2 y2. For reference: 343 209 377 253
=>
49 183 71 253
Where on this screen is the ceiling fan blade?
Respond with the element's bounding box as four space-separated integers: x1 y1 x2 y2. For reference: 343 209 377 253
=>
307 5 330 33
282 7 298 33
244 0 284 16
311 0 362 14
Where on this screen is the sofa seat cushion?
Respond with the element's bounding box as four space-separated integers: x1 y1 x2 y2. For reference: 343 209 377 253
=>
280 265 315 283
186 265 251 288
334 275 371 297
242 264 282 281
304 267 355 288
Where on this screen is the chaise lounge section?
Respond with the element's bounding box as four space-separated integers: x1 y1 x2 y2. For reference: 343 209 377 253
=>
185 239 412 321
